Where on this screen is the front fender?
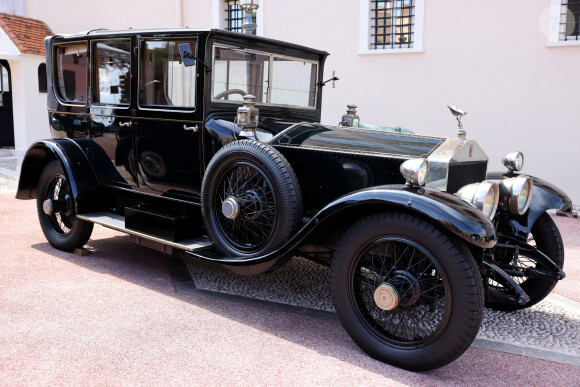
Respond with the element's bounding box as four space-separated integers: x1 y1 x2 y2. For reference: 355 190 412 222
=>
313 185 497 249
16 139 99 213
187 185 496 266
487 171 572 239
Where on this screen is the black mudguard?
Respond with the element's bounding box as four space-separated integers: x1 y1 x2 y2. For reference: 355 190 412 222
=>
15 139 99 213
487 172 573 240
187 185 496 266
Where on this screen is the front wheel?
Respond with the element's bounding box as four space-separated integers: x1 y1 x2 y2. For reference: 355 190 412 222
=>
330 213 484 371
36 160 94 251
486 212 564 311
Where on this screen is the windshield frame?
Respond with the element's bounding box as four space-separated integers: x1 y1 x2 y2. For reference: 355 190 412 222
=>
210 44 319 110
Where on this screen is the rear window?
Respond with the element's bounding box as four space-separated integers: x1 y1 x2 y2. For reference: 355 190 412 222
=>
54 42 88 104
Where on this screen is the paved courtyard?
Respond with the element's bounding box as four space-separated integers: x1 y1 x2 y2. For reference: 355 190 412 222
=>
0 149 579 385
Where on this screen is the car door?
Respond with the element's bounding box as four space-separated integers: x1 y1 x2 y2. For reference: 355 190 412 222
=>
89 37 138 187
134 36 203 199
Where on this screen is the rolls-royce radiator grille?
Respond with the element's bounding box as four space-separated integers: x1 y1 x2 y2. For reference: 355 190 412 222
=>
447 161 488 194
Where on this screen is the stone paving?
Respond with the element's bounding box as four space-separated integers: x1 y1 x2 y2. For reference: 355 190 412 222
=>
181 254 580 363
0 149 22 194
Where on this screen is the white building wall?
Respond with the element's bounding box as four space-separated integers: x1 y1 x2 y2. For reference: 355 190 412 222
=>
23 0 580 203
8 55 49 150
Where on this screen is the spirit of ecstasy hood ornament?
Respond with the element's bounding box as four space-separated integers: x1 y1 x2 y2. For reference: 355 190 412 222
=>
447 105 468 139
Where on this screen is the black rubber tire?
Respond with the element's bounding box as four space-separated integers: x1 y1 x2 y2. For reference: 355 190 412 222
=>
330 212 484 371
201 140 302 258
36 160 94 252
486 212 564 311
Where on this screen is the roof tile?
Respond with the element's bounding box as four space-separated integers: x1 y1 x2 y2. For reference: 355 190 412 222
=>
0 12 53 56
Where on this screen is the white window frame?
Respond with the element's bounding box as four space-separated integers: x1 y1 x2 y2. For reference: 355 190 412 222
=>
359 0 424 55
212 0 264 37
547 0 580 46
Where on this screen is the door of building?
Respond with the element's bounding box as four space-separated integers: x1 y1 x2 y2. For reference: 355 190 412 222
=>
0 60 15 148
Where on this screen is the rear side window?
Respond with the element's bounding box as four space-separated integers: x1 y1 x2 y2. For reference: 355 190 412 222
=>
93 40 131 106
139 39 197 109
54 42 88 104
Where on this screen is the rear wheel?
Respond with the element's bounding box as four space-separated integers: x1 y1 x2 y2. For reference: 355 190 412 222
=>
36 160 93 251
330 213 483 371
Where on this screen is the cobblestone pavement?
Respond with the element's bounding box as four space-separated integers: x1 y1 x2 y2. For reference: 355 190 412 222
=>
0 149 23 193
181 254 580 364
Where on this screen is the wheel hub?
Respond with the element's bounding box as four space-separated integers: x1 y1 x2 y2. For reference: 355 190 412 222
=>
243 191 262 220
374 284 400 311
391 270 421 307
43 199 54 215
222 197 240 219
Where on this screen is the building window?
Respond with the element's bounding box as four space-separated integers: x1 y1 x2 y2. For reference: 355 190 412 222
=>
213 0 263 36
359 0 424 54
38 63 47 93
370 0 414 49
560 1 580 40
224 0 256 34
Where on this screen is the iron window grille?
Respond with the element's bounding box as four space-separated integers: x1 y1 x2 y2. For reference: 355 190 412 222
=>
370 0 415 49
224 0 257 35
560 1 580 40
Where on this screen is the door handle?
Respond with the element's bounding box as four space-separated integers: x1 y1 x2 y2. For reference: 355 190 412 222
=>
119 121 132 127
184 124 198 132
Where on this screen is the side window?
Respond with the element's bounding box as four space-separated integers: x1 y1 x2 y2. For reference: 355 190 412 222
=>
54 42 88 104
213 47 270 102
270 58 317 108
93 41 131 106
38 63 47 93
139 39 197 109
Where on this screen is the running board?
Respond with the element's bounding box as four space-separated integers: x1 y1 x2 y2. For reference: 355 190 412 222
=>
77 212 212 252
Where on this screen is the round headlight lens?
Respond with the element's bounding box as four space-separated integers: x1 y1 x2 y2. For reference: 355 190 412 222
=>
400 158 429 186
481 183 499 218
502 151 524 172
499 175 533 215
515 178 532 214
456 181 499 219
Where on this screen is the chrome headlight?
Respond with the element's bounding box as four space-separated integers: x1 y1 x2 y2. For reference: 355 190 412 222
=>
400 158 429 186
456 181 499 219
499 175 533 215
502 151 524 172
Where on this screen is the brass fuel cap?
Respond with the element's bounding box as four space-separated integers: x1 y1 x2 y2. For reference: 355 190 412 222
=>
374 283 400 311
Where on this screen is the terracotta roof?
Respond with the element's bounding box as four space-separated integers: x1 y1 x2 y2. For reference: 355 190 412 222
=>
0 12 53 56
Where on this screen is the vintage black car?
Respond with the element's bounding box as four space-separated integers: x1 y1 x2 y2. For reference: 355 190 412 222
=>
16 29 572 371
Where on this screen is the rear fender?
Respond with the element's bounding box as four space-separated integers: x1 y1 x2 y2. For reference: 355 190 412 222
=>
187 185 496 266
487 172 572 240
16 139 99 213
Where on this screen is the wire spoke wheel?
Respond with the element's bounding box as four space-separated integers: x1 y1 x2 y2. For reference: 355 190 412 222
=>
351 237 450 347
331 213 483 371
213 161 277 251
486 212 564 311
201 140 302 259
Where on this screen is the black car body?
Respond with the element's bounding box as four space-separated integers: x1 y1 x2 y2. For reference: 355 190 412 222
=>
17 29 572 371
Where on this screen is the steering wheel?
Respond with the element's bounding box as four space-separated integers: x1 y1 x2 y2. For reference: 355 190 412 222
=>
214 89 247 99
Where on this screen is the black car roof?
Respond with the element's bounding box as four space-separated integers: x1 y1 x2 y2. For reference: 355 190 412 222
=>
50 28 329 57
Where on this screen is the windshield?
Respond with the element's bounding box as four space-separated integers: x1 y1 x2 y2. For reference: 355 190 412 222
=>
212 46 318 109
